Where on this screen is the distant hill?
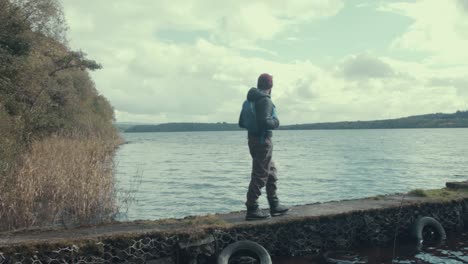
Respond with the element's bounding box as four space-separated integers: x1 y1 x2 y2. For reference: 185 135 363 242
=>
124 111 468 132
281 111 468 130
114 122 155 132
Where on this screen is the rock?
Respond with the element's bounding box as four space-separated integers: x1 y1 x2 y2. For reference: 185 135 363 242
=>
446 181 468 189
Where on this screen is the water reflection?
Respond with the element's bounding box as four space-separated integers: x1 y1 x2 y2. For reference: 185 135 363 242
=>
273 232 468 264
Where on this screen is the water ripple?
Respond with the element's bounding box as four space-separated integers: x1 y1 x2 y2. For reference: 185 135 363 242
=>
116 129 468 220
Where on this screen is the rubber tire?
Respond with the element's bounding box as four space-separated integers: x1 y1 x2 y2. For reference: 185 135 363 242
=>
411 216 446 249
217 241 272 264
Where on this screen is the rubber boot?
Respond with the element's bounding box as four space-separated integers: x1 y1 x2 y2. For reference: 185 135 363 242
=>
268 197 289 216
245 204 271 221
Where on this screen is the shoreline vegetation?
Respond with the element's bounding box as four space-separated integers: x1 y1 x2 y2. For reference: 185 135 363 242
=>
122 110 468 132
0 0 120 231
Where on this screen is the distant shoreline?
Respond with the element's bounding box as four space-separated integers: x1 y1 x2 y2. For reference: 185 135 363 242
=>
123 127 468 133
120 110 468 133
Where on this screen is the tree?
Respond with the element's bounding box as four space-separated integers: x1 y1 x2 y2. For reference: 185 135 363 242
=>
10 0 68 44
48 51 102 77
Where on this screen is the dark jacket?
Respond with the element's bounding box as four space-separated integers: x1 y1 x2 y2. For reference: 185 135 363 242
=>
239 88 280 137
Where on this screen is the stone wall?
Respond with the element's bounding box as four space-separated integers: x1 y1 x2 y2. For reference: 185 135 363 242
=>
1 198 467 264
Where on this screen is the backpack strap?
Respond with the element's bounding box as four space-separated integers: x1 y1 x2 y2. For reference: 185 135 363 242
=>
259 134 265 144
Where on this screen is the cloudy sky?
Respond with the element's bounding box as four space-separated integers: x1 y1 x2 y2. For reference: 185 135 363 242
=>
62 0 468 125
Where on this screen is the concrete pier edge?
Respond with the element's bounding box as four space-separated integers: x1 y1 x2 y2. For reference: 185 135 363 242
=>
0 182 467 263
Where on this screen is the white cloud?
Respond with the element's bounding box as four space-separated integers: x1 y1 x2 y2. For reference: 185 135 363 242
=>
458 0 468 13
63 0 344 48
61 1 468 125
85 37 468 123
338 53 395 80
382 0 468 64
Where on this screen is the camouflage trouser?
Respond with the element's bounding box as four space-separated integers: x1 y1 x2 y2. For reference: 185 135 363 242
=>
245 136 278 207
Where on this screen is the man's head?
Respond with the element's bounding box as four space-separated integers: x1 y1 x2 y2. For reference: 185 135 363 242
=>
257 73 273 91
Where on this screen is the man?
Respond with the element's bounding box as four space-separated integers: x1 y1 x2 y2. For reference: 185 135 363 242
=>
239 73 289 221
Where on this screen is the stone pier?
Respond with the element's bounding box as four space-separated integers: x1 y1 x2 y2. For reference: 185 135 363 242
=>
0 185 467 263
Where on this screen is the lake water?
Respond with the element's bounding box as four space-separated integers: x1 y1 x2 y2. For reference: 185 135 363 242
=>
115 128 468 221
115 129 468 263
274 231 468 263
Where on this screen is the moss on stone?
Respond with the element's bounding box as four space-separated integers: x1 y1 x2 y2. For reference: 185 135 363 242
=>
408 189 427 197
408 188 468 200
183 215 227 226
370 195 386 200
132 214 228 228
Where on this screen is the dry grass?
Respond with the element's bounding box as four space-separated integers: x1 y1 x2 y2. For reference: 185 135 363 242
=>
0 135 120 231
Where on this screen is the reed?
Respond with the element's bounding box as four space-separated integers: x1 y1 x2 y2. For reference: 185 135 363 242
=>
0 135 120 231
